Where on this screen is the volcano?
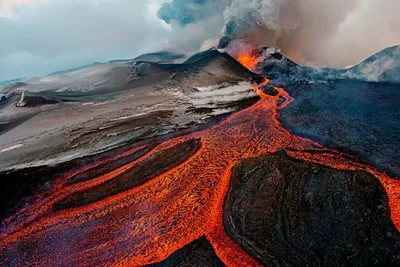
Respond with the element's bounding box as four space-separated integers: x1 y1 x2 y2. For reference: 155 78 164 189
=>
235 45 400 86
0 47 400 266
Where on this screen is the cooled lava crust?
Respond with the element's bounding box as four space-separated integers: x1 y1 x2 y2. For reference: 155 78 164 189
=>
1 51 400 266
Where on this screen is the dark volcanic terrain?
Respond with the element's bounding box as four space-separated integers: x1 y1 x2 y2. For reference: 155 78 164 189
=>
280 80 400 177
146 237 225 267
1 47 400 267
225 152 400 267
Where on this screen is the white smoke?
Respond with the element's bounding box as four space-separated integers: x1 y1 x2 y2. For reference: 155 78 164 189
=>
159 0 400 68
348 58 396 82
221 0 362 67
344 46 400 82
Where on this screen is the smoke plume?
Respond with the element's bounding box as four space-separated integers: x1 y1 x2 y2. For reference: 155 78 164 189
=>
158 0 400 68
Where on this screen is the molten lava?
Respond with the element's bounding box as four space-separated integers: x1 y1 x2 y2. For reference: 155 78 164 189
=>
1 55 399 267
237 53 259 70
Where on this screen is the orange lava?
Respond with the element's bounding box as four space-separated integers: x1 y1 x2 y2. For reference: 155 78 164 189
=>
1 62 400 267
237 53 259 70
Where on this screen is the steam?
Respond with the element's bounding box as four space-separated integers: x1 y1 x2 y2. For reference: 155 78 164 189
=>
222 0 361 66
344 46 400 82
158 0 400 68
347 58 396 82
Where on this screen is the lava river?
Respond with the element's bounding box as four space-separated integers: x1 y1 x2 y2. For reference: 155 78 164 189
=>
1 62 400 266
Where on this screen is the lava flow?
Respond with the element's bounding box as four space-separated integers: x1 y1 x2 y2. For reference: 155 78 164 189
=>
1 56 400 267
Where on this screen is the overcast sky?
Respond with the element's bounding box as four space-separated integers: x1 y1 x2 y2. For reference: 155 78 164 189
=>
1 0 400 81
0 0 171 80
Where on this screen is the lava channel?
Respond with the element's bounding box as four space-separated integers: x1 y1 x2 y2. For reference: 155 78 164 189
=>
1 58 399 267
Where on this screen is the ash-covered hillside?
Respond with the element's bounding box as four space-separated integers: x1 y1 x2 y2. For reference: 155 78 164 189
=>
0 49 263 172
131 51 186 64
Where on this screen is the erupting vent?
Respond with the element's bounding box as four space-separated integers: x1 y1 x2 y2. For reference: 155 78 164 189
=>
237 53 259 71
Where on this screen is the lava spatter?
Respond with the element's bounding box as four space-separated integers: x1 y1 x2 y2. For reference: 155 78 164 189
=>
1 56 399 267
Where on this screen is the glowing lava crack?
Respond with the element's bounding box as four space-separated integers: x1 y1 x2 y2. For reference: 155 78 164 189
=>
1 66 400 266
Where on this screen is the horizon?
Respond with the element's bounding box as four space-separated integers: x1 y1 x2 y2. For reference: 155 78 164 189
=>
1 0 400 81
2 43 400 83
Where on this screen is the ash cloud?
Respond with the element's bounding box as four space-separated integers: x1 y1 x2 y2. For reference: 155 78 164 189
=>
158 0 400 68
157 0 230 53
157 0 227 26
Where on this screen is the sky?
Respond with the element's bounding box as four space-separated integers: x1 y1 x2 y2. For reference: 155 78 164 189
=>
0 0 171 80
1 0 400 81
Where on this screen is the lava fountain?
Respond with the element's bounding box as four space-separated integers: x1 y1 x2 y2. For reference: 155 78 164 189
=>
1 53 399 267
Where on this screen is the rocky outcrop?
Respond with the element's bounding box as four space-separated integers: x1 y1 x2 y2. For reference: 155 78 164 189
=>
224 152 400 267
146 237 225 267
16 91 60 107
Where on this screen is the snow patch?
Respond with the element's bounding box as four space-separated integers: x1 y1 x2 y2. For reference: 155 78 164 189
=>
0 144 24 153
188 82 256 106
109 113 147 122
